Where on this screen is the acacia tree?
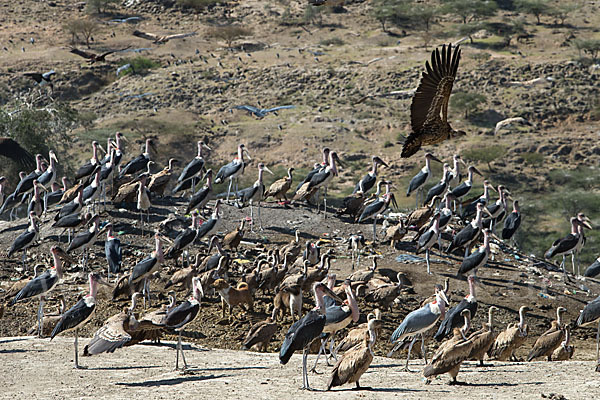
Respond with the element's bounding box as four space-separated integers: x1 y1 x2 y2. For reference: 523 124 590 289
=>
515 0 550 24
208 25 253 49
442 0 498 24
64 18 100 48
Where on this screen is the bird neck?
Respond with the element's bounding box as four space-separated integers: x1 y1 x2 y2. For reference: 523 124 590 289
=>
518 308 526 330
197 142 203 158
155 237 164 262
424 158 431 172
488 308 494 328
52 251 63 278
467 170 474 183
237 146 244 160
88 279 98 299
144 141 151 156
513 202 520 213
346 286 360 322
287 169 293 181
468 278 476 299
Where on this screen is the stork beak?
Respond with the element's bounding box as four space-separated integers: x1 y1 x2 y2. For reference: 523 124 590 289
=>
473 167 484 177
203 143 212 151
55 247 77 264
430 154 443 163
201 169 212 180
439 290 449 306
583 220 593 230
483 206 494 218
161 235 175 246
263 166 274 175
97 275 113 288
390 193 399 210
488 184 497 193
35 182 47 191
321 284 344 303
97 143 106 155
334 154 345 168
460 158 467 167
490 232 502 242
244 148 252 161
51 152 58 163
120 135 129 143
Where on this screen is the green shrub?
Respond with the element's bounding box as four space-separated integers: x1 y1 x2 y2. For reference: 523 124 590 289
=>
117 57 160 76
207 25 253 48
463 144 506 171
319 37 345 46
450 91 487 118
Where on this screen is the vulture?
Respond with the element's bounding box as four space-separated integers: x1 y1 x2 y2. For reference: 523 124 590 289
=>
0 137 35 168
401 44 464 158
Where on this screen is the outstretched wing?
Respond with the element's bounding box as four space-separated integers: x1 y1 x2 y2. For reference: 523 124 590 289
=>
164 32 197 40
410 44 461 133
70 48 94 60
0 137 35 168
133 30 160 41
264 105 295 113
234 105 260 113
23 72 43 83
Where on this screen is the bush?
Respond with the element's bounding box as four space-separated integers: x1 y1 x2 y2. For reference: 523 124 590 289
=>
86 0 118 14
63 18 100 48
207 25 253 48
177 0 221 10
0 100 78 179
572 38 600 60
463 144 506 171
304 5 323 26
117 57 160 76
515 0 551 24
319 37 345 46
450 91 487 118
442 0 498 24
521 152 544 171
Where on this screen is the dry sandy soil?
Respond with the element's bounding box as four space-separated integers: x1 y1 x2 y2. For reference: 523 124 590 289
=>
2 336 600 400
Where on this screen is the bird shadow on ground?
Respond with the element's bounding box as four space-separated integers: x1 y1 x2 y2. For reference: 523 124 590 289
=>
361 387 423 393
0 348 44 354
0 337 31 345
265 225 320 240
455 381 542 387
88 365 162 371
0 221 29 234
154 342 210 351
201 365 268 372
116 374 227 387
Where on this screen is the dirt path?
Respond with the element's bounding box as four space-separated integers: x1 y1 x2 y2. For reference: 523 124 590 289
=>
1 336 599 399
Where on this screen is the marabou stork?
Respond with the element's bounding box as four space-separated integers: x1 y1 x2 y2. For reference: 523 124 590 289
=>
196 200 222 242
447 202 489 257
232 162 274 231
55 186 84 222
27 180 45 217
311 280 360 372
44 177 68 211
165 277 203 371
423 163 450 205
52 212 92 243
67 214 100 269
137 173 151 236
178 140 211 190
82 167 102 210
416 213 441 274
576 295 600 371
279 282 343 390
450 165 483 212
75 141 102 181
389 286 449 371
104 222 122 279
214 143 251 201
14 154 44 198
37 151 58 207
51 272 110 369
295 148 329 193
293 151 343 218
8 211 40 266
358 189 398 242
406 153 442 208
501 199 521 245
352 156 388 194
9 246 72 337
130 232 164 308
545 217 591 280
186 169 213 214
165 211 199 263
458 228 491 277
119 138 156 178
483 185 509 231
434 276 478 341
447 154 466 189
461 180 496 220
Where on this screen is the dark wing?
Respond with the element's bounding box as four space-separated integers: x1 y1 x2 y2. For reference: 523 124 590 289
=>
51 298 94 339
279 310 325 365
70 48 94 60
407 169 427 195
133 30 160 41
10 271 57 304
8 230 37 256
0 137 35 168
23 72 43 83
67 231 93 252
165 300 199 329
584 259 600 278
410 44 461 133
196 218 216 239
502 212 521 239
130 256 157 283
434 298 471 341
577 295 600 327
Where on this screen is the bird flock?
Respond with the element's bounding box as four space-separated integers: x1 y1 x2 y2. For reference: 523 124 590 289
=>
1 43 600 392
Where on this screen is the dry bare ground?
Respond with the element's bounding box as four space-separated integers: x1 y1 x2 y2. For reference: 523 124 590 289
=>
1 336 599 399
